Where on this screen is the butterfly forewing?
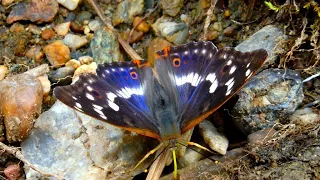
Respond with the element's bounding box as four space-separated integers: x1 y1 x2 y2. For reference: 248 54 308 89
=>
54 61 161 139
153 41 268 133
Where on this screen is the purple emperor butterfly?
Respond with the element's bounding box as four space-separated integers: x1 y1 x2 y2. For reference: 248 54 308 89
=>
54 41 268 177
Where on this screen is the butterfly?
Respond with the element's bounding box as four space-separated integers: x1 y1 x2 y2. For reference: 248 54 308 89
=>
54 41 267 178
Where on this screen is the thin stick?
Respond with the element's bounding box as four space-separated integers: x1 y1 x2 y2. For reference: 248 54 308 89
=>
0 142 64 180
200 0 218 41
87 0 142 60
146 145 171 180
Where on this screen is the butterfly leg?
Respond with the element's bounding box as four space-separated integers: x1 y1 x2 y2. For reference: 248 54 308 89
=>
132 142 164 171
178 140 215 154
171 148 178 179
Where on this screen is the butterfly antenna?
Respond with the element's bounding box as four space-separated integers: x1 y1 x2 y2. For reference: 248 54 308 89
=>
131 142 164 172
177 141 219 163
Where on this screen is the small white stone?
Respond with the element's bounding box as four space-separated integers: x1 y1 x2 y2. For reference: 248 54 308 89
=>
54 22 71 36
56 0 80 10
63 34 88 49
37 75 51 96
199 120 229 155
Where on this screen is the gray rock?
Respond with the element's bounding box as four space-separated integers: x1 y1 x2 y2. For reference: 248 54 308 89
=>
112 0 144 26
232 69 304 135
21 101 157 180
76 11 93 23
235 25 287 64
160 0 183 17
289 108 320 126
48 66 75 85
152 16 189 45
90 27 122 63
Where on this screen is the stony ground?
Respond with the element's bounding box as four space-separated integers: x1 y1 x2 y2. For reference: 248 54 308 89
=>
0 0 319 179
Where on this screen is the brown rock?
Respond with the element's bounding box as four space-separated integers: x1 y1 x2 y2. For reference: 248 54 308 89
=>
9 23 24 33
0 74 43 142
14 37 28 56
26 46 44 62
70 21 84 33
2 0 14 6
147 38 172 66
133 16 150 33
41 28 55 40
44 40 70 66
247 128 277 146
4 164 21 180
7 0 59 24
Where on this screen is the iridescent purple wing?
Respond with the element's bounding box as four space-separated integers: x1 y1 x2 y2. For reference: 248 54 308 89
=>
154 41 268 133
54 61 161 139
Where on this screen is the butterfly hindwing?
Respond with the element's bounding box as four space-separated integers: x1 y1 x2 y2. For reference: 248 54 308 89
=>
54 61 161 139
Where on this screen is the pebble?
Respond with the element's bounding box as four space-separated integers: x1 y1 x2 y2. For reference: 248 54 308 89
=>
211 22 222 31
44 40 71 66
223 26 235 36
90 27 122 63
88 19 102 32
76 11 93 23
198 120 229 155
54 22 70 36
289 108 320 126
56 0 80 11
27 24 42 35
147 38 172 66
7 0 59 24
4 164 21 180
0 65 8 80
78 56 93 65
9 23 24 33
65 59 81 69
37 75 51 96
206 30 219 40
73 62 97 80
63 33 88 49
41 28 55 40
2 0 14 6
160 0 183 17
152 16 189 44
0 74 43 142
133 16 150 33
112 0 144 26
48 66 75 85
247 128 277 146
70 21 84 33
25 46 44 62
177 148 204 168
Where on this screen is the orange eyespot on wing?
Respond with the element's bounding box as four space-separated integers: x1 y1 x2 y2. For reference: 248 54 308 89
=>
172 58 181 67
130 71 139 79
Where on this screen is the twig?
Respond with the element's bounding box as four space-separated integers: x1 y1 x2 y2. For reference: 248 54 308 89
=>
0 142 64 180
87 0 142 60
200 0 218 41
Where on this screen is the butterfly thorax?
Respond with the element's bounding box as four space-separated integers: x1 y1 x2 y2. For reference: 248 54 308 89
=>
156 110 181 141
